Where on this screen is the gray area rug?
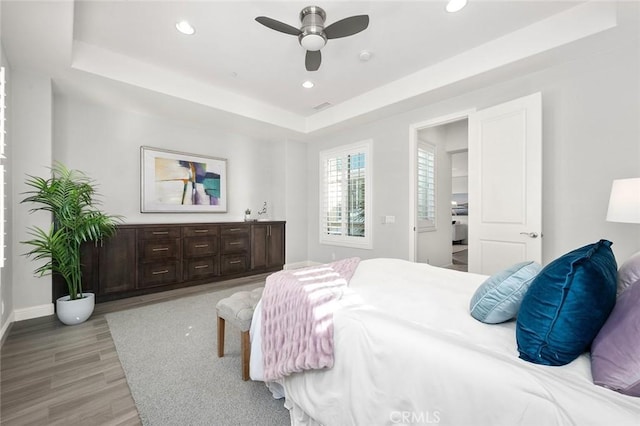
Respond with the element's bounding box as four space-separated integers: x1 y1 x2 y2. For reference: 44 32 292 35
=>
106 282 290 426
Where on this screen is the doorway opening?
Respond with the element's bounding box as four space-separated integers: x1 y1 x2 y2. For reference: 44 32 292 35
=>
409 93 542 274
451 149 469 272
408 110 472 269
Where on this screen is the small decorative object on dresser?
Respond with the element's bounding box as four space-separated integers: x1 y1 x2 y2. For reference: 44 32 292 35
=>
257 201 268 219
21 163 122 325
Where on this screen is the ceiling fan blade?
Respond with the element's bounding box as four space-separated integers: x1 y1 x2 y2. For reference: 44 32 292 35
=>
255 16 301 36
306 50 321 72
324 15 369 39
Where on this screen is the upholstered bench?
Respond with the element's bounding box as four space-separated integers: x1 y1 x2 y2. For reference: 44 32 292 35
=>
216 287 264 381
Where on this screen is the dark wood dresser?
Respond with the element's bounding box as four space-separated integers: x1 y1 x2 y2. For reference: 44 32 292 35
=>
58 221 285 302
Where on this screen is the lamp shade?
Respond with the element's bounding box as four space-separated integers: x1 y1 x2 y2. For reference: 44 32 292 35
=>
606 178 640 223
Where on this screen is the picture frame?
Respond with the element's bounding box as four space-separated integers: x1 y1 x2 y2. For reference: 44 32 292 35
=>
140 146 227 213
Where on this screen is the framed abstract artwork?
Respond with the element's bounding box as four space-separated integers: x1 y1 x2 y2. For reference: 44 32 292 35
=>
140 146 227 213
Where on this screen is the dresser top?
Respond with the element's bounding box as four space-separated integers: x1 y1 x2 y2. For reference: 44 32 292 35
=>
119 220 285 228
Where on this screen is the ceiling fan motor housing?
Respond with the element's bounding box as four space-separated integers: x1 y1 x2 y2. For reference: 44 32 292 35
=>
299 6 327 51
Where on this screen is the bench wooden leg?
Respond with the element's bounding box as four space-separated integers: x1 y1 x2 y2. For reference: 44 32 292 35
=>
241 330 250 381
217 316 225 358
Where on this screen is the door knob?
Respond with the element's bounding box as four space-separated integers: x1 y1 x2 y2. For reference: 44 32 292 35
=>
520 232 539 238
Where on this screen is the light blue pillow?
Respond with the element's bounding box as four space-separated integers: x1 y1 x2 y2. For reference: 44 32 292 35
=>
470 261 542 324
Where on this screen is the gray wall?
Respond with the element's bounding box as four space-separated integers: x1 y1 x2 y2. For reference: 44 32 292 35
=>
53 94 309 267
416 125 454 267
0 38 14 338
3 13 639 327
305 40 640 266
55 95 278 223
281 139 308 267
10 70 54 319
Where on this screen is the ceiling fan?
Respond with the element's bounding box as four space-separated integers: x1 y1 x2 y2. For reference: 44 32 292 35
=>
255 6 369 72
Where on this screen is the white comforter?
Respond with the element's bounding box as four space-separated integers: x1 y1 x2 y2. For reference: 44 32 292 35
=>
251 258 640 426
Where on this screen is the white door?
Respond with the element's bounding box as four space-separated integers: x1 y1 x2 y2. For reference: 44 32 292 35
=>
468 93 542 275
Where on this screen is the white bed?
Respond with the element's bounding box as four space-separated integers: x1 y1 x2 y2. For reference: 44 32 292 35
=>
251 258 640 426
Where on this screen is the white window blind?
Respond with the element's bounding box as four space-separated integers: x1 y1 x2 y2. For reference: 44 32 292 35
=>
320 141 372 249
417 141 436 230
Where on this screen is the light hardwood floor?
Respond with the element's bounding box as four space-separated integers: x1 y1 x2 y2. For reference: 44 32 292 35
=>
0 274 269 426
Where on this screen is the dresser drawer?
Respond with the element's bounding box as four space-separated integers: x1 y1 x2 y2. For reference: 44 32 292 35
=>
183 237 218 258
138 261 180 288
183 225 219 238
139 239 180 261
221 236 249 253
220 224 250 236
140 227 181 240
220 254 247 274
184 257 219 280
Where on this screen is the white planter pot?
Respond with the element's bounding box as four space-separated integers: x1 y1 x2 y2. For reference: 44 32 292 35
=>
56 293 95 325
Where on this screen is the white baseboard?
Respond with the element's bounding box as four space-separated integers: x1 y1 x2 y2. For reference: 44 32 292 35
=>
0 311 15 345
13 303 54 321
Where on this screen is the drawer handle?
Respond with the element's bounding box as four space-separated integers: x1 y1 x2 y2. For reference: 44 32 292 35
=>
194 229 209 233
194 265 209 269
194 244 209 248
152 247 169 252
152 231 169 235
228 228 241 232
152 269 169 275
229 260 242 264
229 242 242 245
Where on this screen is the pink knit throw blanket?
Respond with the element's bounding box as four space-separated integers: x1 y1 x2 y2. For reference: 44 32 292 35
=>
261 257 361 381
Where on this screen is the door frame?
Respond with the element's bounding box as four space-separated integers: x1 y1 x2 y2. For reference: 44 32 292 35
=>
408 109 475 262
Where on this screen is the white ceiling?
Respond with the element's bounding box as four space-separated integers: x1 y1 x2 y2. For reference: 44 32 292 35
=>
72 0 576 115
1 1 635 138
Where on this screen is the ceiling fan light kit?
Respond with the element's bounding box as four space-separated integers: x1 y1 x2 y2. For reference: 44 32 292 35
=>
300 34 326 51
256 5 369 71
299 6 327 51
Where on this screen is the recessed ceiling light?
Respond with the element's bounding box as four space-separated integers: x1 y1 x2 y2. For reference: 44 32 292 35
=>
302 80 315 89
176 20 195 35
446 0 468 13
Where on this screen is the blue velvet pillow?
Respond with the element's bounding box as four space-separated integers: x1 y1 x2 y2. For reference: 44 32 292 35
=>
516 240 617 366
470 261 542 324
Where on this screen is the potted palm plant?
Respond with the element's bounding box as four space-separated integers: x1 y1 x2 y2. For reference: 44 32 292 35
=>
21 163 121 325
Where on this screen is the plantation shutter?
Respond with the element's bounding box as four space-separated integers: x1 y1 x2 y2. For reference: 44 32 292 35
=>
320 141 372 249
417 141 436 230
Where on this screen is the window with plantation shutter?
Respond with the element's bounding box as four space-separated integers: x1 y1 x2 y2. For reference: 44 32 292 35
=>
319 141 372 249
417 141 436 231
